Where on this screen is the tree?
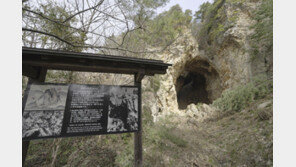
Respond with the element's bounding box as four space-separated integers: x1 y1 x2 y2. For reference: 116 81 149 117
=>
145 5 192 47
250 0 273 60
194 2 211 22
111 4 193 57
22 0 169 54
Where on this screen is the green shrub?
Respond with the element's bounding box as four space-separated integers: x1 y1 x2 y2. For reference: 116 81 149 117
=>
250 0 273 60
144 5 192 47
150 75 161 93
192 0 228 53
143 105 154 126
213 75 272 112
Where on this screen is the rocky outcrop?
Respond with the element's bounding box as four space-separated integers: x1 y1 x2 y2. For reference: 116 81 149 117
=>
144 0 272 121
144 30 221 121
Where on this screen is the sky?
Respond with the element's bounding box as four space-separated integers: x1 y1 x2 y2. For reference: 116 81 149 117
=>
156 0 213 14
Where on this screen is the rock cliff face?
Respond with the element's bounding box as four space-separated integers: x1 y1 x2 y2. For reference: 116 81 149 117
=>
144 0 272 121
144 30 220 121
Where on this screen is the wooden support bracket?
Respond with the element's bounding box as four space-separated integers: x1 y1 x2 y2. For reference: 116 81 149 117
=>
135 70 145 83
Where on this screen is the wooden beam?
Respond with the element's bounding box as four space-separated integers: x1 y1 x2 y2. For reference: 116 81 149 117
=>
23 47 166 65
23 60 167 76
22 47 171 76
22 65 40 78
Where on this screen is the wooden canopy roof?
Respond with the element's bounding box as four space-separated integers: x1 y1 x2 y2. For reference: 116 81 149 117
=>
22 47 171 78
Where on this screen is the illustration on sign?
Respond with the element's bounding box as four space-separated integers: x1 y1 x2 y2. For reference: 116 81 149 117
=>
107 86 138 132
22 83 139 140
24 85 68 110
23 85 68 138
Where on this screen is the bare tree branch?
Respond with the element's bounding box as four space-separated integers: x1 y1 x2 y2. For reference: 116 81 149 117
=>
120 27 141 46
22 0 173 55
22 8 62 25
22 28 75 46
62 0 104 23
23 9 121 46
22 27 158 54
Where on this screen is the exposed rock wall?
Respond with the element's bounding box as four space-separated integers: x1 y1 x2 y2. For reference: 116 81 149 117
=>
144 0 272 121
144 30 219 121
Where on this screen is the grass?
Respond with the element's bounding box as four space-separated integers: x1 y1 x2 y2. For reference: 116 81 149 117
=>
25 92 273 167
156 126 188 148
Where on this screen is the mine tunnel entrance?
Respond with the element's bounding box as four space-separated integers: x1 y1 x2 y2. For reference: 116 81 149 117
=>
176 72 210 109
175 59 223 110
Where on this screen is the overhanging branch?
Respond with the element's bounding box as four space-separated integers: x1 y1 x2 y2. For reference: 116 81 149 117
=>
22 28 75 46
62 0 104 23
22 27 158 54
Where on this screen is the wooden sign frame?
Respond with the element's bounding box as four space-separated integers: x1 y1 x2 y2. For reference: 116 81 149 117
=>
22 47 171 167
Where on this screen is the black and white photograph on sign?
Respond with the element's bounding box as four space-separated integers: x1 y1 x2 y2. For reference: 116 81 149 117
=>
22 110 64 138
107 87 138 132
25 85 69 110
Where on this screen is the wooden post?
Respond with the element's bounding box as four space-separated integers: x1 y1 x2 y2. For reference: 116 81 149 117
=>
22 67 47 166
134 72 144 167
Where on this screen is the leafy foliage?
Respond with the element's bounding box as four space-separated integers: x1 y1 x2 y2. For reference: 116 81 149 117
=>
23 1 86 51
213 75 272 112
120 4 192 55
145 5 192 47
192 0 273 62
23 0 172 54
250 0 273 60
194 2 211 22
37 2 86 51
150 75 161 92
192 0 227 50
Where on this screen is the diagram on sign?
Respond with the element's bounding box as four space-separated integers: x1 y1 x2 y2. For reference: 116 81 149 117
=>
25 85 68 110
22 85 68 138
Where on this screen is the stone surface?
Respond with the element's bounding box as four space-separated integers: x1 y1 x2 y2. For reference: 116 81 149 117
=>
144 0 272 121
257 100 272 110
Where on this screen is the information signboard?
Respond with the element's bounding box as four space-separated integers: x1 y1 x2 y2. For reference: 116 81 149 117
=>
22 83 139 140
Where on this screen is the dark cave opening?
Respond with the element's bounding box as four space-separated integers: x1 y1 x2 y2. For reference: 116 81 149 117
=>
176 72 210 110
175 58 223 110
